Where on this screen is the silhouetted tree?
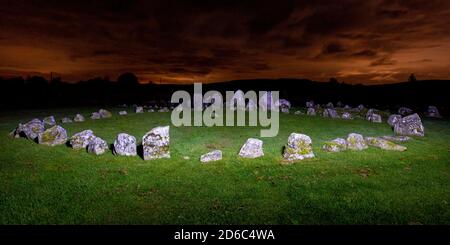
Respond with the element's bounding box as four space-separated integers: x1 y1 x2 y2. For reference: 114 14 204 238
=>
408 73 417 82
117 72 139 87
328 77 339 84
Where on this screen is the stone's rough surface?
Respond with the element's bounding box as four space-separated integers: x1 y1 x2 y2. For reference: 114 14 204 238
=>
87 136 108 155
294 110 303 115
200 150 222 163
381 135 411 142
61 117 73 123
113 133 137 156
322 138 347 152
365 137 407 151
12 118 45 140
142 126 170 160
369 113 382 123
307 108 316 116
283 133 315 161
281 107 289 113
341 112 352 119
119 111 127 116
394 113 425 137
326 102 334 108
238 138 264 158
306 101 314 108
357 104 365 111
74 114 85 122
135 106 144 113
91 112 101 120
38 125 67 146
323 108 339 118
427 106 441 118
398 107 413 116
259 91 273 111
346 133 368 150
43 116 56 126
388 114 402 127
365 109 375 120
70 130 96 150
99 109 112 118
344 105 351 110
276 99 291 113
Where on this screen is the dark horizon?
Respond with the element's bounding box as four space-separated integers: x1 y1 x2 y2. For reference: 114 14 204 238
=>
1 0 450 84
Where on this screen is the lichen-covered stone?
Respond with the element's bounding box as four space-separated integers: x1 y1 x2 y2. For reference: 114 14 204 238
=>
322 138 347 152
99 109 112 118
387 114 401 127
365 137 407 151
381 135 411 142
346 133 368 150
70 130 96 150
135 107 144 113
91 112 101 120
87 136 108 155
307 108 316 116
61 117 73 123
11 118 45 140
119 111 128 116
74 114 85 122
38 125 67 146
43 116 56 126
341 112 352 120
113 133 137 156
238 138 264 158
394 113 425 137
200 150 222 163
398 107 413 116
142 126 170 160
427 106 441 118
283 133 314 161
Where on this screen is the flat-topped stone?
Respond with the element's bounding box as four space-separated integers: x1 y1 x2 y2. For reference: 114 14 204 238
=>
200 150 222 163
239 138 264 158
283 133 314 161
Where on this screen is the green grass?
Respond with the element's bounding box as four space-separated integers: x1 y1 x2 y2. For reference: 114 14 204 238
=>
0 107 449 224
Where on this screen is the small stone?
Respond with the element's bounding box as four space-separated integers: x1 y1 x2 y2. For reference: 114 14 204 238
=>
427 106 441 118
43 116 56 126
200 150 222 163
38 125 67 146
398 107 413 116
70 130 96 150
294 110 303 115
87 136 108 155
341 112 352 120
381 135 411 142
394 113 425 137
306 101 314 108
326 102 334 108
135 106 144 113
91 112 101 120
387 114 402 127
238 138 264 158
323 108 339 118
369 113 382 123
99 109 112 118
323 138 347 152
113 133 137 156
283 133 315 161
307 108 316 116
158 107 170 112
148 109 155 112
365 137 407 151
183 156 190 160
11 118 45 140
61 117 73 123
142 126 170 160
119 111 128 116
346 133 368 150
74 114 85 122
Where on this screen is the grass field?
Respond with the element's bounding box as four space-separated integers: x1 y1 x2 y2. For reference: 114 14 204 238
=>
0 107 449 224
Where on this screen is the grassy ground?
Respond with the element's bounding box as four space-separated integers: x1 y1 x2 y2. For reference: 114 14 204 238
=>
0 107 449 224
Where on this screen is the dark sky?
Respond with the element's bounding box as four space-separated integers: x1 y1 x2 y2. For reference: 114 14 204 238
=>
1 0 450 84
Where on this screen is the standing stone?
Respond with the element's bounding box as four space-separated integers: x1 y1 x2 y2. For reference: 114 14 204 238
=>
142 126 170 160
276 99 291 113
113 133 137 156
341 112 352 120
323 108 339 118
427 106 441 118
306 101 314 108
43 116 56 126
74 114 85 122
307 108 316 116
91 112 101 120
336 101 343 108
99 109 112 118
387 114 401 127
326 102 334 108
394 113 425 137
365 137 407 151
135 106 144 113
381 135 411 142
70 130 96 150
365 109 375 120
369 113 382 123
357 104 365 111
200 150 222 163
346 133 368 150
38 125 67 146
344 105 351 110
11 118 45 140
283 133 315 161
61 117 73 123
87 136 108 155
119 111 128 116
398 107 413 116
238 138 264 158
322 138 347 152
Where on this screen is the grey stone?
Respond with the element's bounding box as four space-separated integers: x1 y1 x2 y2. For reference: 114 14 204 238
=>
294 110 303 115
306 101 314 108
398 107 413 116
323 108 339 118
283 133 315 161
307 108 316 116
11 118 45 140
322 138 347 152
200 150 222 163
238 138 264 158
87 136 108 155
142 126 170 160
394 113 425 137
326 102 334 108
158 107 169 112
70 130 96 150
113 133 137 156
346 133 368 150
61 117 73 123
135 106 144 113
381 135 411 142
148 109 155 112
427 106 441 118
119 111 128 116
43 116 56 126
387 114 402 127
336 101 343 107
74 114 85 122
369 113 382 123
357 104 365 111
341 112 352 120
99 109 112 118
38 125 67 146
91 112 101 120
276 99 291 111
365 137 407 151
